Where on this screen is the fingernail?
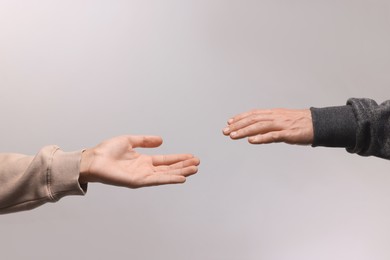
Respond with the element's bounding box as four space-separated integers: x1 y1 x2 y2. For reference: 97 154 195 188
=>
249 136 256 142
228 118 233 124
231 132 237 137
223 127 230 133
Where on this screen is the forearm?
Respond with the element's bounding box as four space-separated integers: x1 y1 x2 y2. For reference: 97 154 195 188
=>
0 146 87 214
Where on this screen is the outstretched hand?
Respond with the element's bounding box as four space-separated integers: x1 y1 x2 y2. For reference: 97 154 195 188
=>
223 108 314 145
79 135 200 188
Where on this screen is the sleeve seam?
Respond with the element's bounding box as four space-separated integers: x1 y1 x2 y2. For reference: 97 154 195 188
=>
46 146 60 202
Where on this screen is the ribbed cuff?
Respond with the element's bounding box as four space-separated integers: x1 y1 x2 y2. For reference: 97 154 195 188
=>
310 105 357 148
49 148 87 201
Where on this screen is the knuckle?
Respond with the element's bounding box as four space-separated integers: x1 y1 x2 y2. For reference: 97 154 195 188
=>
248 116 256 124
254 121 264 128
248 116 258 124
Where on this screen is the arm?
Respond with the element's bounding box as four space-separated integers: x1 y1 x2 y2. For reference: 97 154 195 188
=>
0 135 200 214
222 98 390 159
0 146 85 214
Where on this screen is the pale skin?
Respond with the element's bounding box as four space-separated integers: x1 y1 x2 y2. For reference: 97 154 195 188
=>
79 135 200 188
223 108 314 145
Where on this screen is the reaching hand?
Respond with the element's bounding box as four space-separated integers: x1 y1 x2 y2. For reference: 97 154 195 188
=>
223 108 314 145
79 135 200 188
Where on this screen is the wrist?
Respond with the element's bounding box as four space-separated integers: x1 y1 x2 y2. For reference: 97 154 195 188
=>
79 148 94 184
303 109 314 145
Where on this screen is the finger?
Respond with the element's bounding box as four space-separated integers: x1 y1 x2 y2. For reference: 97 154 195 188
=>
152 154 195 166
143 175 187 187
248 130 289 144
128 135 163 148
159 165 199 177
223 114 273 135
229 121 280 139
227 109 272 125
155 157 200 171
226 110 256 125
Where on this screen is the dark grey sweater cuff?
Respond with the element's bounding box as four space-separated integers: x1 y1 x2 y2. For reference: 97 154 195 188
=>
310 105 357 148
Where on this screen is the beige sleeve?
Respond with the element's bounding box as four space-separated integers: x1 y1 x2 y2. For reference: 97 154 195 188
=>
0 146 87 214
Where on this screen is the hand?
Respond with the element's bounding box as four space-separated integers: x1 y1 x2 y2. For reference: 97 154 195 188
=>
223 108 314 145
79 135 200 188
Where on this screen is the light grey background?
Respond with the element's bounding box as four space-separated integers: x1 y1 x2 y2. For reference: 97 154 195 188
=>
0 0 389 259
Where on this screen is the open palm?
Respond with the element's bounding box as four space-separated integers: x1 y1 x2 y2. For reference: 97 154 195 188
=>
79 135 199 188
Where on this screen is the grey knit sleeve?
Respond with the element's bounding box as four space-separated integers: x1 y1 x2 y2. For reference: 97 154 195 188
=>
311 105 357 149
346 98 390 159
310 98 390 159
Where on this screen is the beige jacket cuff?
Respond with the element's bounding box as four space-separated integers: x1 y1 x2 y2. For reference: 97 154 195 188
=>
50 147 87 199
